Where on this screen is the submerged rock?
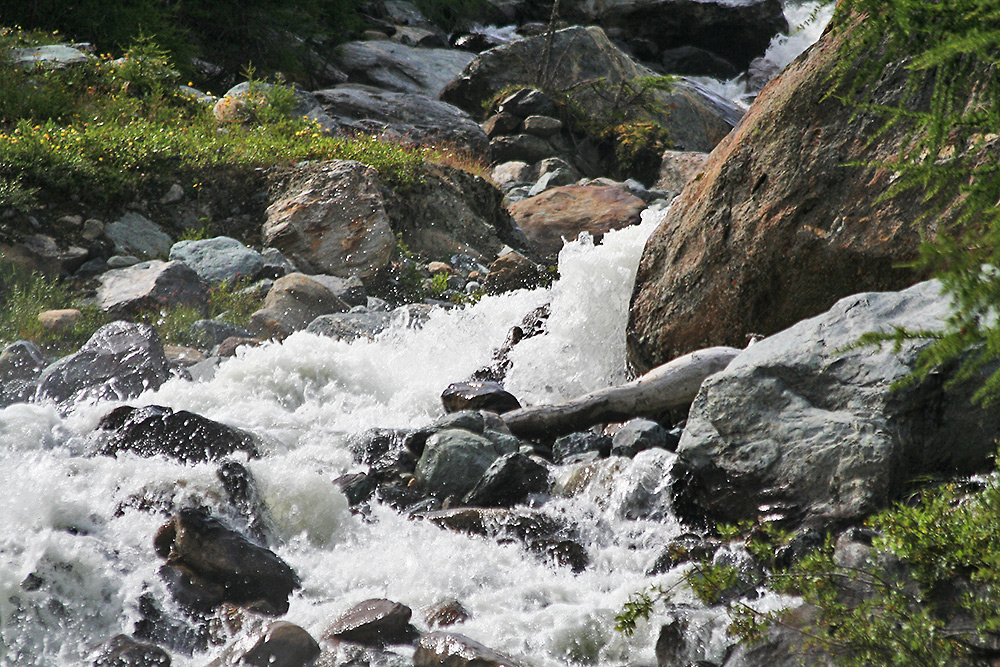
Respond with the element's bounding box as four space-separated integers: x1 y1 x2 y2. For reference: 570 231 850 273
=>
92 634 171 666
36 322 171 404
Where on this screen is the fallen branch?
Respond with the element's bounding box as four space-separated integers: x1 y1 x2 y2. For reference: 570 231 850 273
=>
501 346 740 440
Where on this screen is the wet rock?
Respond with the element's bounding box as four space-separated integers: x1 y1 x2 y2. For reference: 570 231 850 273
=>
482 252 545 295
264 161 395 280
249 273 350 339
422 600 471 628
217 336 265 357
611 418 673 458
673 281 1000 530
509 184 646 259
0 340 45 406
323 599 418 647
415 429 518 499
306 311 391 341
441 381 521 414
217 459 271 545
92 634 171 666
463 452 550 507
315 86 488 156
348 428 410 467
97 260 210 317
97 404 261 462
154 509 300 615
36 322 171 404
333 41 474 98
315 643 411 667
210 621 320 667
552 431 612 464
441 27 741 153
404 410 512 458
334 472 378 506
414 631 527 667
105 212 172 260
169 236 266 286
647 534 721 575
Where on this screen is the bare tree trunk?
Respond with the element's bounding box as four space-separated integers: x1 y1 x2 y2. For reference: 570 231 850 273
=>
501 346 740 440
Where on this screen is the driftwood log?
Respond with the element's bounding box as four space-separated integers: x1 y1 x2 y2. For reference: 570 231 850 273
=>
501 346 740 440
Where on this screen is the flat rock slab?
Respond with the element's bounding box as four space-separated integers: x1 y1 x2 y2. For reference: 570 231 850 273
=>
333 41 474 98
97 260 209 317
508 184 646 258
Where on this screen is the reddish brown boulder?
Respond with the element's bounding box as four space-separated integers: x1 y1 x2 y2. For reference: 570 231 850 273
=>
509 185 646 258
627 20 939 372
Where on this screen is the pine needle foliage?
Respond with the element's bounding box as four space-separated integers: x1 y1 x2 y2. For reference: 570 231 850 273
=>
826 0 1000 404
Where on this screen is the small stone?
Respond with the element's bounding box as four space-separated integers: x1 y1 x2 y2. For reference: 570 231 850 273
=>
522 115 562 137
163 344 206 366
159 183 185 205
426 261 455 276
81 218 105 240
58 214 83 226
441 381 521 414
37 309 82 333
423 600 470 628
106 255 140 268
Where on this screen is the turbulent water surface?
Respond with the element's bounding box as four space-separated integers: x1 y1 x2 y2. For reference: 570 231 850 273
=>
0 5 831 664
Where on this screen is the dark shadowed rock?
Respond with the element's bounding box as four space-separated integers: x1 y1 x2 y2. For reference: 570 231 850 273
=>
315 86 488 156
611 418 673 458
441 381 521 414
323 598 418 646
661 45 739 78
553 431 612 464
97 261 209 317
647 534 721 575
93 634 171 667
97 405 261 463
0 234 88 277
508 185 646 259
154 509 299 615
36 322 171 404
496 88 557 119
414 631 527 667
482 252 546 296
463 452 550 507
441 26 741 153
673 281 1000 530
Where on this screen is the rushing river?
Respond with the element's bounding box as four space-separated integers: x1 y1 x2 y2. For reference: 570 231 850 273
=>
0 5 832 665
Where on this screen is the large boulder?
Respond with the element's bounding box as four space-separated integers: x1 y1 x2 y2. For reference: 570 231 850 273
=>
96 260 209 317
384 163 529 262
105 213 172 260
627 19 948 372
36 322 171 404
332 41 474 98
508 184 646 258
248 273 350 339
441 26 742 153
672 281 1000 530
264 161 395 279
314 86 488 156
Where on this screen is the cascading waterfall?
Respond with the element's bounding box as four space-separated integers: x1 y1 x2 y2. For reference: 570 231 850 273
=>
0 4 833 664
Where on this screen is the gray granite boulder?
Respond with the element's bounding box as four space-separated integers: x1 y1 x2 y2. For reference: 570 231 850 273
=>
332 41 474 98
674 281 1000 530
96 260 209 317
305 311 391 341
249 273 350 339
36 322 171 404
105 213 172 260
314 86 488 156
415 428 519 498
0 341 46 407
169 236 265 286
